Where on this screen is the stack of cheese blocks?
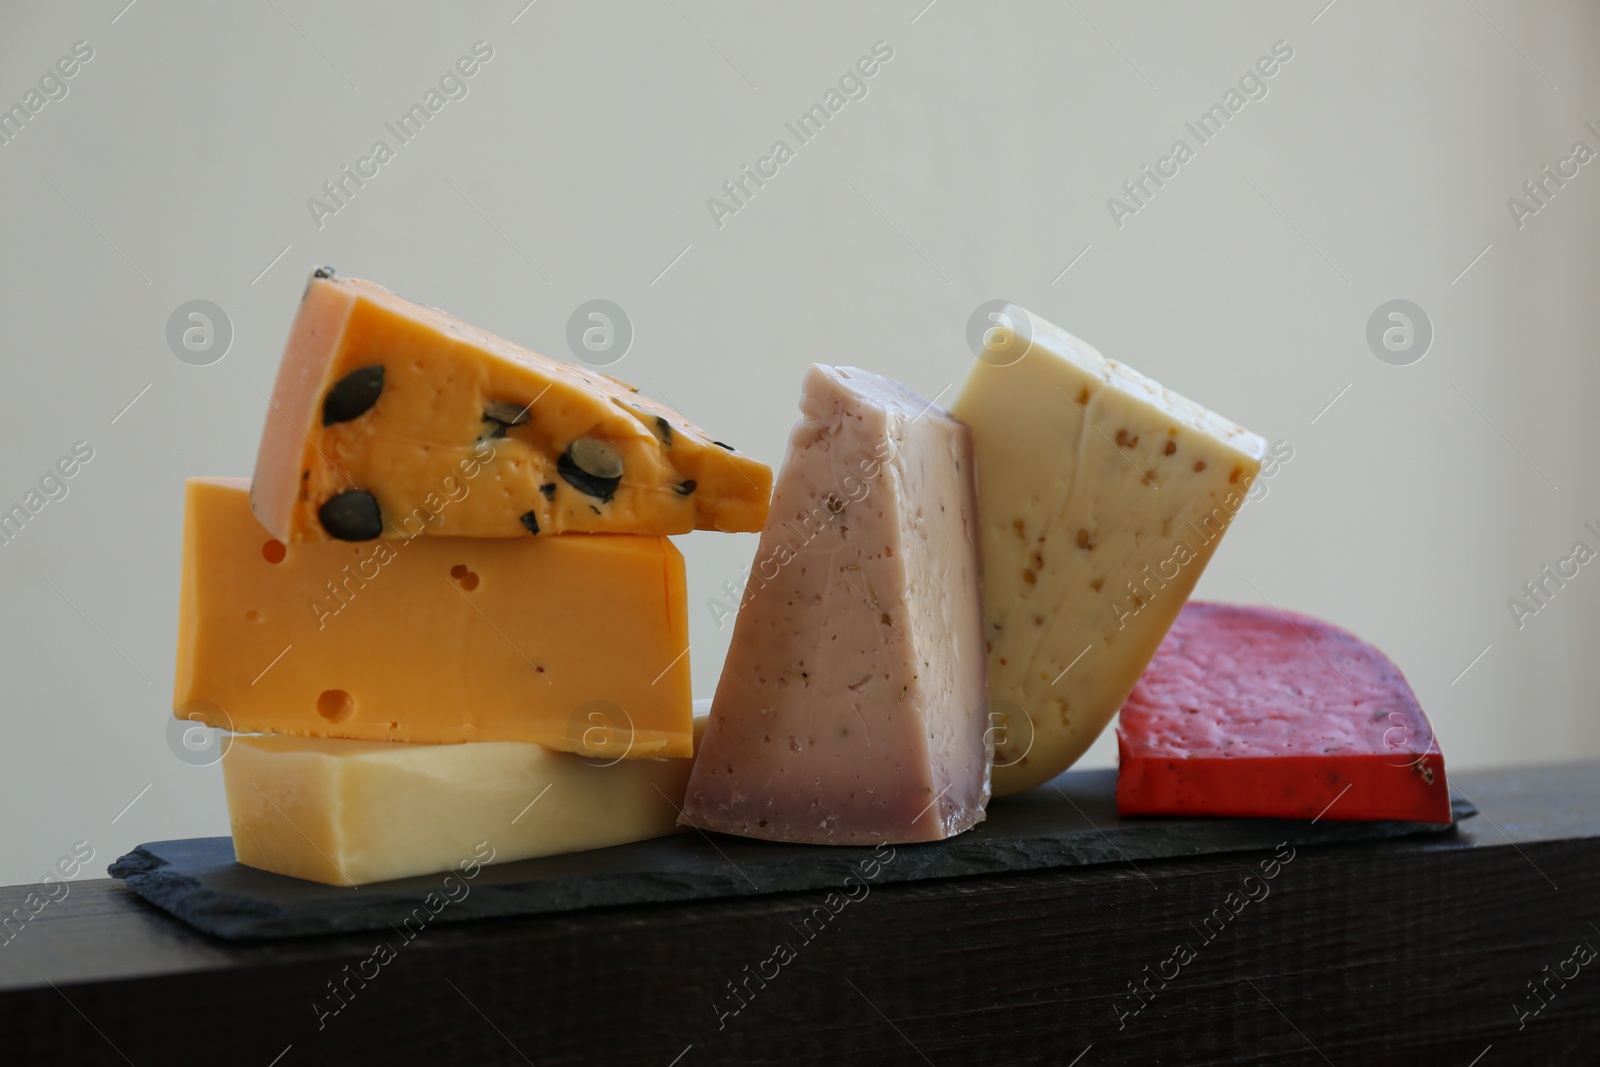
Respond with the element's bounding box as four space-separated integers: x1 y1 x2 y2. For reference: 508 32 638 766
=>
175 269 772 886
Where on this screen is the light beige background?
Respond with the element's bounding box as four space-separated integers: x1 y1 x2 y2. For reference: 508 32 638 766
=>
0 0 1594 888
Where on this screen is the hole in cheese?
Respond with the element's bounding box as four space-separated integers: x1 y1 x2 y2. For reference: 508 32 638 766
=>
317 689 355 722
262 540 287 564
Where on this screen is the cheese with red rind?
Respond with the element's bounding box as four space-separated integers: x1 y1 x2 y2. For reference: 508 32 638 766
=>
1116 602 1451 823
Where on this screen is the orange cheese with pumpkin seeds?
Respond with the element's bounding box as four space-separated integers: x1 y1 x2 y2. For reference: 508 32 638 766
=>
174 477 693 757
251 269 771 542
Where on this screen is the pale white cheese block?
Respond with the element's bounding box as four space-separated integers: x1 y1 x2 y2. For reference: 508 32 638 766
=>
221 715 705 886
953 306 1266 796
682 365 990 844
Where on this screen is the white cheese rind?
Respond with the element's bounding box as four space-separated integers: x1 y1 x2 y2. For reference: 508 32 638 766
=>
221 717 703 886
682 365 990 844
953 307 1267 796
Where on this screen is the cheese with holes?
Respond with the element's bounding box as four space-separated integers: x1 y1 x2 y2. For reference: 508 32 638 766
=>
174 477 692 757
224 712 708 886
252 270 771 542
952 306 1266 796
1117 603 1451 823
681 365 989 845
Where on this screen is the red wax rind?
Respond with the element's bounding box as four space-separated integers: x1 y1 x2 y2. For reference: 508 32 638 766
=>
1116 602 1451 824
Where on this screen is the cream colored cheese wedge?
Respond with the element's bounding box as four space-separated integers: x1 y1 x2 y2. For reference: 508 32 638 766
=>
222 713 706 886
952 307 1265 796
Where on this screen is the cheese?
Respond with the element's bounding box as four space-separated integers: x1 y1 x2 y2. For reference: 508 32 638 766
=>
175 477 693 757
223 714 707 886
952 307 1266 796
252 270 772 542
682 366 989 845
1118 603 1451 823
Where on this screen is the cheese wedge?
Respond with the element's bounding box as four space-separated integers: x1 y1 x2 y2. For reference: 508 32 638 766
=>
223 714 707 886
1117 604 1451 823
682 366 989 845
252 269 772 541
952 306 1266 796
175 477 693 757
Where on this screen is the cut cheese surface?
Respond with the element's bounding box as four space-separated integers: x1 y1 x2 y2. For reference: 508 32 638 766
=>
175 477 693 757
682 366 989 845
223 715 706 886
252 270 772 541
952 306 1266 796
1117 603 1451 823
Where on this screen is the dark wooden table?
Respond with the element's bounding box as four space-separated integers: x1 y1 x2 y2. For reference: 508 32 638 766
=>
2 764 1596 1066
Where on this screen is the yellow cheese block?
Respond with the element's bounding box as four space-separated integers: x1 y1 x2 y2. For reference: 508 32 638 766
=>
252 269 772 542
223 713 706 886
175 477 693 757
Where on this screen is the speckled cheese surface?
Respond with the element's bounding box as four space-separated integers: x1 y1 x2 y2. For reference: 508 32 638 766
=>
681 365 989 845
952 306 1266 796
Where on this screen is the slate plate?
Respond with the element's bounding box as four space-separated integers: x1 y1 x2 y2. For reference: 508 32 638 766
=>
109 768 1474 941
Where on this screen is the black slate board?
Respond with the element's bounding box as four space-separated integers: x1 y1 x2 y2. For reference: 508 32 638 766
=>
109 768 1473 941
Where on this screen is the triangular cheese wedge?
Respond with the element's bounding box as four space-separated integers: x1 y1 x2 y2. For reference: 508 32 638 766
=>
952 306 1267 795
252 270 771 541
682 365 990 844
